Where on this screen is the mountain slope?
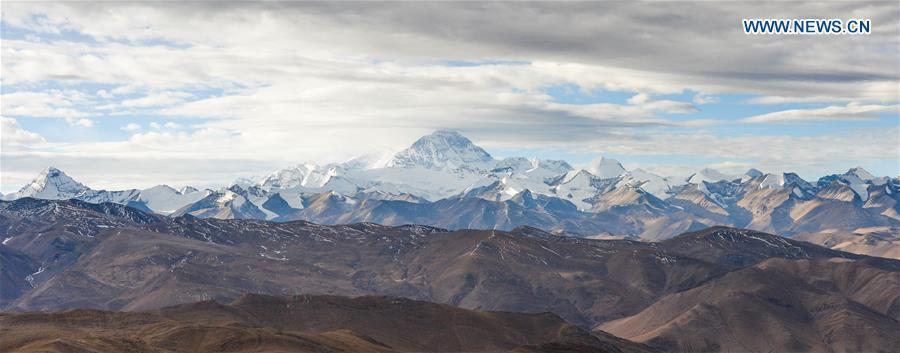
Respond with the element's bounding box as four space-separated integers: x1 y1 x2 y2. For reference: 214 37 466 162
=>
598 257 900 353
792 227 900 259
0 245 38 308
0 294 653 353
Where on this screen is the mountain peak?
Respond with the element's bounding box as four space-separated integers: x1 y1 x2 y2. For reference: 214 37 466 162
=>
179 186 199 194
846 166 876 181
258 163 336 190
586 156 626 179
688 168 739 184
431 129 466 138
8 167 90 200
744 168 764 179
461 179 524 201
388 130 493 170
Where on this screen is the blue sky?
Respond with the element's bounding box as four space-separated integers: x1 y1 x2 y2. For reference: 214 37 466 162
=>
1 2 898 192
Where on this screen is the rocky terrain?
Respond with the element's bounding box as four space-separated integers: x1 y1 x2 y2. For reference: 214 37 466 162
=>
1 198 897 353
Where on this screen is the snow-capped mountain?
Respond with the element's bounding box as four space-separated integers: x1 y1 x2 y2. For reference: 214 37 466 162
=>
387 130 493 170
491 157 572 176
757 172 816 196
4 167 90 200
816 167 890 202
546 170 616 210
4 130 897 240
258 163 339 190
686 168 742 184
2 167 210 215
460 179 521 202
135 185 212 215
171 189 268 220
616 168 680 200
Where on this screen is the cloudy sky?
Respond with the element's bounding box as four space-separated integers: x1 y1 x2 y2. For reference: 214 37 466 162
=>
1 1 898 192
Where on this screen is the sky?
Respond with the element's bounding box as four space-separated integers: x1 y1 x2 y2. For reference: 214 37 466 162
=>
1 1 898 193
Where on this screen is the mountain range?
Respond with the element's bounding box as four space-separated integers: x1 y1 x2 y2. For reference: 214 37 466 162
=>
0 198 897 353
3 130 898 258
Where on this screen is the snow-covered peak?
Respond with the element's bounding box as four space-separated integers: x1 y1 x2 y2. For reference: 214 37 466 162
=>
586 157 626 179
492 157 534 173
758 173 786 189
557 169 595 186
461 179 522 201
744 168 764 179
258 163 337 190
687 168 740 184
217 190 243 205
492 157 572 176
143 184 178 195
755 173 814 199
618 168 675 199
170 188 267 219
179 186 199 194
8 167 90 200
846 167 876 181
137 184 211 215
388 130 493 170
829 168 879 202
538 159 574 174
696 179 742 208
232 177 258 188
548 169 617 210
843 167 888 186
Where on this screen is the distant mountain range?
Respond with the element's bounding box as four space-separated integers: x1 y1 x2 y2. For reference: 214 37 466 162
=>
1 198 897 353
3 130 898 255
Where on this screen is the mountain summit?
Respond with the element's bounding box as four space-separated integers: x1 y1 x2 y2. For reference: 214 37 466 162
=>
388 130 493 170
6 167 90 200
587 156 627 179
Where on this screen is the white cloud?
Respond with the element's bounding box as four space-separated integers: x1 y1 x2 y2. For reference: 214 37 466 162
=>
2 2 897 101
693 94 719 105
1 117 45 146
594 127 900 179
623 93 698 114
121 123 141 131
0 90 92 119
640 100 698 115
627 93 650 105
742 103 897 123
120 91 194 108
97 89 114 99
0 2 897 190
72 118 94 127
